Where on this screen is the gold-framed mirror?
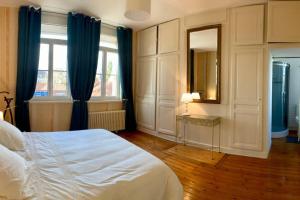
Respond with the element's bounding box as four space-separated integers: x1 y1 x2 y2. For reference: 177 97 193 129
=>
187 24 221 104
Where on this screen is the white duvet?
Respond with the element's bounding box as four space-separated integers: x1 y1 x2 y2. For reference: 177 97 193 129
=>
20 129 183 200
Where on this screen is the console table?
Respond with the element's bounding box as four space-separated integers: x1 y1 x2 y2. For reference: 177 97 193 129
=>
176 114 221 159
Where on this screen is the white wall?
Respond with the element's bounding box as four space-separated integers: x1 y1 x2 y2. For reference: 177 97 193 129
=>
178 9 233 150
0 7 18 114
177 6 271 158
273 58 300 130
30 101 122 131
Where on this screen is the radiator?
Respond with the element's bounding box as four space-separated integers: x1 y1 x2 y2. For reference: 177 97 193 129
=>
88 110 125 131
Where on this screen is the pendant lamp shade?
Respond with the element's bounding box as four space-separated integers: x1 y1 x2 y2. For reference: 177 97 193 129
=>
125 0 151 21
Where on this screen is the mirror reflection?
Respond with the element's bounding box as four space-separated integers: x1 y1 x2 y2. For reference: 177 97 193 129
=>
187 25 221 104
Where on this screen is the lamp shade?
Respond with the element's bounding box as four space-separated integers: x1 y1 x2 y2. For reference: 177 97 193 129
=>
191 92 200 100
125 0 151 21
181 93 193 103
0 111 3 120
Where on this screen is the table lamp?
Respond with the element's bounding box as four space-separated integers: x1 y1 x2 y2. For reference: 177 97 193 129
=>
191 92 200 100
181 93 193 115
0 111 3 120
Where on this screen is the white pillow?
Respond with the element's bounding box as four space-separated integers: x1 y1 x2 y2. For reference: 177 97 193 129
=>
0 144 26 199
0 120 25 150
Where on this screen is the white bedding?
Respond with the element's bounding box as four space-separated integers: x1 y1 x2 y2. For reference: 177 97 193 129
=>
20 129 183 200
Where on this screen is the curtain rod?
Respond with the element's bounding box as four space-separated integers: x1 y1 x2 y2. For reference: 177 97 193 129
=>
42 10 126 29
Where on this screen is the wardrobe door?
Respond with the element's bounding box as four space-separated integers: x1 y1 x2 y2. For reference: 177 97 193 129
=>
231 5 264 45
268 1 300 42
158 19 179 54
156 54 178 135
137 26 157 57
136 57 157 130
136 98 156 130
231 46 263 151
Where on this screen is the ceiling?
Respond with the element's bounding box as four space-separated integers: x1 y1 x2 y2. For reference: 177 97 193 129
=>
190 29 217 51
1 0 266 30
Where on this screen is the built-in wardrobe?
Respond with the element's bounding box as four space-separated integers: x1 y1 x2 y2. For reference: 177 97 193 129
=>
135 19 179 140
229 4 265 152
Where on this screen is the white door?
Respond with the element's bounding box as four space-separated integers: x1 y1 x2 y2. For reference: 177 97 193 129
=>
268 1 300 42
231 46 263 151
156 54 178 135
231 5 264 45
137 26 157 57
136 56 157 130
158 19 179 54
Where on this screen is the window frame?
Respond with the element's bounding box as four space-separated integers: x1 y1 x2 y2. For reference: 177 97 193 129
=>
91 46 121 101
33 39 121 102
33 38 71 101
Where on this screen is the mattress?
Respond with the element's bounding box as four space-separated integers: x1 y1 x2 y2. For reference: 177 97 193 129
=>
20 129 183 200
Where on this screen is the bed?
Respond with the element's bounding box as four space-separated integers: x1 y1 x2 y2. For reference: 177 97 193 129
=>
18 129 183 200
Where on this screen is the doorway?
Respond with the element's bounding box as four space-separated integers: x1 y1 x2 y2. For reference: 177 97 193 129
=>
268 45 300 145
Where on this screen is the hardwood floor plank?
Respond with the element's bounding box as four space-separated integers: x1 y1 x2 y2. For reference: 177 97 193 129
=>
118 131 300 200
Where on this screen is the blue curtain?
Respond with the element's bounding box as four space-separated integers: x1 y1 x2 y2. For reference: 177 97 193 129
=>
67 12 101 130
117 27 136 131
15 6 41 131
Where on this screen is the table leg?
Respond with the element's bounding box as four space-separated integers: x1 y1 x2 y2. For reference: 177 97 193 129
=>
211 125 214 160
219 123 221 153
183 119 186 145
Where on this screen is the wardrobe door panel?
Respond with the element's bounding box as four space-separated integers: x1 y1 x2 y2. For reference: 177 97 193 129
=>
231 5 264 45
156 54 178 135
232 107 262 150
136 56 157 130
157 54 178 100
136 97 156 130
231 47 263 151
138 26 157 57
157 102 176 135
233 48 263 105
136 57 157 97
268 1 300 42
158 19 179 54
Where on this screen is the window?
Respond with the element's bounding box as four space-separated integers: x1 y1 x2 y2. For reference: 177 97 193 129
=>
91 25 121 99
34 14 120 100
34 13 69 98
35 37 69 98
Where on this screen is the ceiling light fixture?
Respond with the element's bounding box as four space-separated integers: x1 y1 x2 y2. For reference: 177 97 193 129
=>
124 0 151 21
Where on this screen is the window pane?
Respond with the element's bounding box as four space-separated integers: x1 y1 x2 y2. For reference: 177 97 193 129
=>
53 71 67 96
35 70 48 96
92 74 102 96
106 52 119 97
92 51 103 97
53 44 67 71
106 52 118 75
38 44 49 70
106 75 117 96
96 51 103 74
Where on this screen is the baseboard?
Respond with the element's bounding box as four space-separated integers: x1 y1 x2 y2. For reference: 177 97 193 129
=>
222 147 269 159
185 139 269 158
137 127 269 159
137 126 178 142
137 126 157 136
156 132 177 142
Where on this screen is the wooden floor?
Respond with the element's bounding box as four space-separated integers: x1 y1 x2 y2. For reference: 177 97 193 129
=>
118 131 300 200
